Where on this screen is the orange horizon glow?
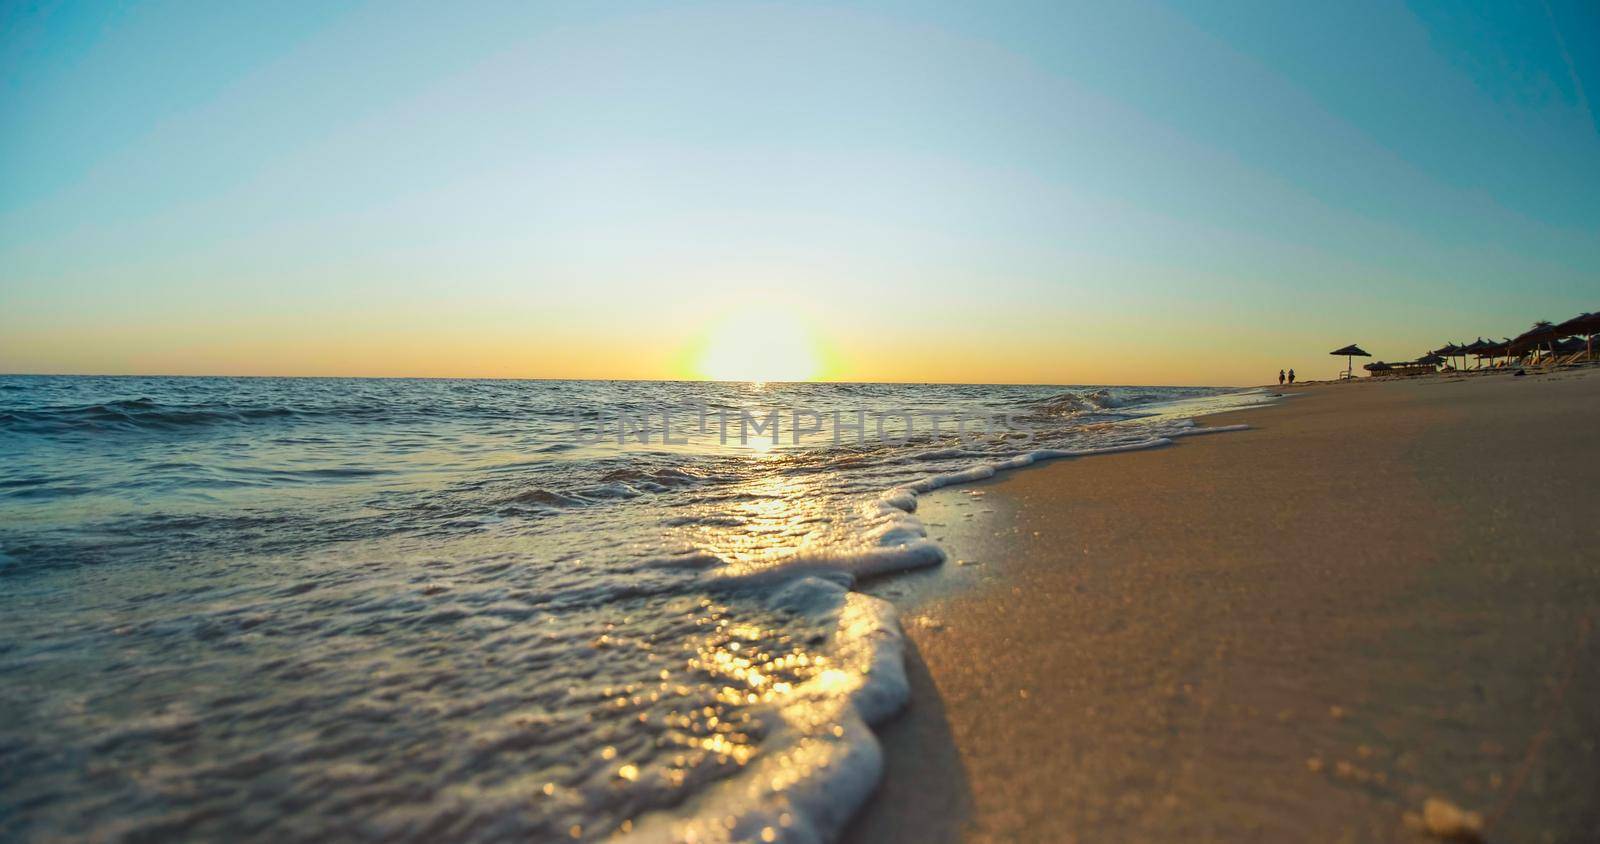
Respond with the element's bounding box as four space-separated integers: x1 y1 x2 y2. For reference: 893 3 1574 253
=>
0 314 1416 388
0 271 1585 389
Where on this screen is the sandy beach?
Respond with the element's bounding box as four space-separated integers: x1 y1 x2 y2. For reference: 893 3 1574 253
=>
849 367 1600 842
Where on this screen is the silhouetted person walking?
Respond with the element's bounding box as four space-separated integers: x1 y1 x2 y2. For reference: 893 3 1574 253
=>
1278 369 1285 385
1288 369 1296 384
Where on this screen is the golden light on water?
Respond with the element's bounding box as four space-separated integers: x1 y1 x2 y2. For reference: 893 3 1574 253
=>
695 308 822 383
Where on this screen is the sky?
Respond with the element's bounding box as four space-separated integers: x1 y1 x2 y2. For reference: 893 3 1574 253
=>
2 0 1597 385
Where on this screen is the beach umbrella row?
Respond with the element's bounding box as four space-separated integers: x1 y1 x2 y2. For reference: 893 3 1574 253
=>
1441 312 1596 368
1331 309 1596 380
1363 354 1443 374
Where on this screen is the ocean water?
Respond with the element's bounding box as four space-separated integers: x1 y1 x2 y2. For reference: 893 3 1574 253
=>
0 376 1267 841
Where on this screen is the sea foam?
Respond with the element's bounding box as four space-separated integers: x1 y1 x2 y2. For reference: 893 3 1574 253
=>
625 581 906 843
638 428 1251 842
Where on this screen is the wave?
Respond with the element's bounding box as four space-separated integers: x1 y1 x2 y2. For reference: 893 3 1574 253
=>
599 467 714 491
1021 387 1207 418
1 400 300 434
1022 388 1122 416
498 488 593 509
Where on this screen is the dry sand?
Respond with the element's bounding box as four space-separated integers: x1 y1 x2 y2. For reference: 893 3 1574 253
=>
848 367 1600 843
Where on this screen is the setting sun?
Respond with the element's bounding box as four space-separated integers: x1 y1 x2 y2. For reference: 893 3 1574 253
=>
695 308 823 382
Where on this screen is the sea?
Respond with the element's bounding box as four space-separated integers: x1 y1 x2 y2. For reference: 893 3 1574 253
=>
0 375 1268 842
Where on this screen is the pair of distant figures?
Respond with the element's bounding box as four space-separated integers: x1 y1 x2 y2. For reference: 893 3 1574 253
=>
1278 369 1296 385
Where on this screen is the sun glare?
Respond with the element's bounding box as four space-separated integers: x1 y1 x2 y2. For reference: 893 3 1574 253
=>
696 308 822 382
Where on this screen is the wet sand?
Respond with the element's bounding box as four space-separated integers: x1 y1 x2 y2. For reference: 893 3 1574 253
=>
850 367 1600 842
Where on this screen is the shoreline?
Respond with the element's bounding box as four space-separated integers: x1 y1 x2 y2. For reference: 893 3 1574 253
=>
848 367 1600 842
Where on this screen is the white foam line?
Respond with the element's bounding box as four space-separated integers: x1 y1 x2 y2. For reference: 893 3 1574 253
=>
630 423 1251 843
625 583 904 844
1171 423 1250 437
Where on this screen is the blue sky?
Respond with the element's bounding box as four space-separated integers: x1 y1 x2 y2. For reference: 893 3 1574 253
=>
2 0 1596 383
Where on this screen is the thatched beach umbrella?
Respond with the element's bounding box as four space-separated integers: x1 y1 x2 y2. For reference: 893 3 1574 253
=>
1551 311 1599 359
1508 321 1560 360
1478 337 1513 367
1430 342 1456 371
1330 344 1371 378
1552 336 1587 354
1551 311 1600 335
1460 338 1493 369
